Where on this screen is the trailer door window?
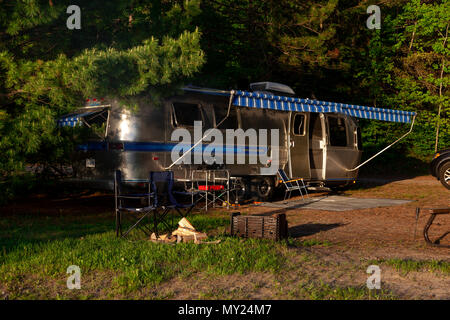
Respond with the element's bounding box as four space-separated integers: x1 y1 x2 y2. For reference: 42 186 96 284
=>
172 102 203 127
293 114 305 136
328 116 348 147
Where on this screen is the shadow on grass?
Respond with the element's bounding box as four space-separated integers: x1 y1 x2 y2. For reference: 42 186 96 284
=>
0 194 115 217
0 206 230 255
355 150 430 186
0 213 114 253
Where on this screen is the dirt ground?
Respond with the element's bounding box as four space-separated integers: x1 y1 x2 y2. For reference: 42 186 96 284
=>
231 175 450 299
1 175 449 300
244 176 450 255
257 177 450 263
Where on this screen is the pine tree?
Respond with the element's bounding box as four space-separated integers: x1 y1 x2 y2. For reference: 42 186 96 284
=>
0 0 204 178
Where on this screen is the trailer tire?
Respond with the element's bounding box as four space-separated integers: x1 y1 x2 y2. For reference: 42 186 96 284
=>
229 177 249 204
251 176 275 202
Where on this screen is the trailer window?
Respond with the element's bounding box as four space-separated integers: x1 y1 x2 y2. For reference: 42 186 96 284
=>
172 102 203 127
328 116 348 147
83 109 108 127
213 105 238 129
293 114 305 136
80 108 109 139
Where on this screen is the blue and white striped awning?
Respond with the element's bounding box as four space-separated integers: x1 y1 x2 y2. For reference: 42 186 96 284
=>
231 90 416 123
57 111 97 127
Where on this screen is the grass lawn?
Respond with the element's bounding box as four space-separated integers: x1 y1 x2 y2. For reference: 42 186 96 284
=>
0 210 287 298
369 258 450 276
0 209 400 299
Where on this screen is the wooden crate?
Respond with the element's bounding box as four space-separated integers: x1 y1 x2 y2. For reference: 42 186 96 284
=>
230 212 288 240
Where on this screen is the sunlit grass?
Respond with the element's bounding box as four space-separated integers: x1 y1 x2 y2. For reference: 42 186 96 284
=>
0 212 290 294
370 258 450 275
298 282 396 300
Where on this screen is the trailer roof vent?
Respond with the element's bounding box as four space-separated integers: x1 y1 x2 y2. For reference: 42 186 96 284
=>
250 82 295 96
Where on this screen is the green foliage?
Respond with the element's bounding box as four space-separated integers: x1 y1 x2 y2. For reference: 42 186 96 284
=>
196 0 447 160
0 1 204 178
2 30 203 100
277 0 343 70
356 0 449 157
195 0 355 93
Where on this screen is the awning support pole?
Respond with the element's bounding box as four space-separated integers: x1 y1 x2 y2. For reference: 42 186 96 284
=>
104 109 111 138
165 90 235 170
346 115 416 172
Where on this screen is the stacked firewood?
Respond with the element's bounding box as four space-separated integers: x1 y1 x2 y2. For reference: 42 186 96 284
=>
150 218 207 244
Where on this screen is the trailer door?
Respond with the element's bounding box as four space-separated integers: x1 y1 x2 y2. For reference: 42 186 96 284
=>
290 113 311 179
325 115 360 181
308 113 326 180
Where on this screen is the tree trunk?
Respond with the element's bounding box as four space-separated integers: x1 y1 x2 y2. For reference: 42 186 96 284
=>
435 23 449 152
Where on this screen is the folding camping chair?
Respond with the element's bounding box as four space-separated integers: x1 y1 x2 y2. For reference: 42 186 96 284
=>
114 170 156 238
191 169 231 210
277 168 308 201
150 171 198 230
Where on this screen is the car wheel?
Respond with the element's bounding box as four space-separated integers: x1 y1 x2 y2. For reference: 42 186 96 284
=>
438 162 450 190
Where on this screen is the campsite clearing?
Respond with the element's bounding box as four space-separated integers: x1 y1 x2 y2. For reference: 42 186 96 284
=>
0 175 448 300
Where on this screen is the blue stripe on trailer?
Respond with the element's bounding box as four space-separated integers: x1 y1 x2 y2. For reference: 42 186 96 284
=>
76 141 268 155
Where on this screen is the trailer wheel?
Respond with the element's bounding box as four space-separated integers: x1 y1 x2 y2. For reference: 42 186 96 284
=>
251 177 275 202
229 178 249 204
438 162 450 190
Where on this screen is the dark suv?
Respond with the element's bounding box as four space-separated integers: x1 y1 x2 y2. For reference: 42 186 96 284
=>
430 148 450 190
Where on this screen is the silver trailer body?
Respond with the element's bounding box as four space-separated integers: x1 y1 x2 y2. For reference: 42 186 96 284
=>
69 89 362 193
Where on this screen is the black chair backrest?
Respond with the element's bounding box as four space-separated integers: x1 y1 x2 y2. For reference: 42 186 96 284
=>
278 169 293 188
150 171 177 207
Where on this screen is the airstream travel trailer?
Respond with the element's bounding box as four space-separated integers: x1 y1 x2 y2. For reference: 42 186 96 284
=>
58 82 416 200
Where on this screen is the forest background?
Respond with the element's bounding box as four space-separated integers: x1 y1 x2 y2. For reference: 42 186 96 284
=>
0 0 448 201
